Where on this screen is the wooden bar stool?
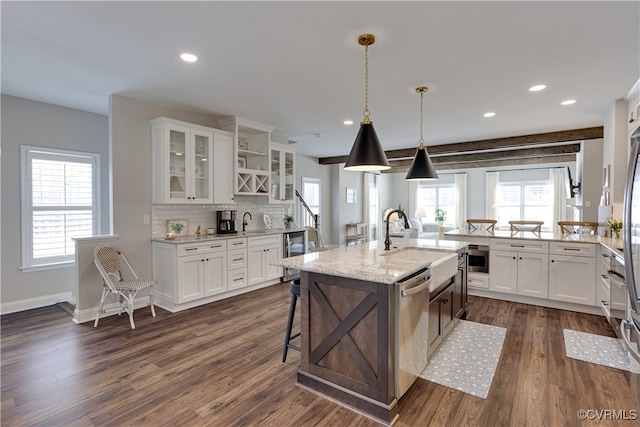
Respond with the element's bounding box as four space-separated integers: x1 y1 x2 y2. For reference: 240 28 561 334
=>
558 221 598 235
509 220 543 234
282 278 301 362
466 219 497 232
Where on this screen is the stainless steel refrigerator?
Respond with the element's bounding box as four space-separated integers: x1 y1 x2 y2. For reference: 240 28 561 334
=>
621 127 640 407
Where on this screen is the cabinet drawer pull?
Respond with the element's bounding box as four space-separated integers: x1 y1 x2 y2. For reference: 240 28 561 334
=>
232 257 243 262
510 244 525 248
210 244 222 249
563 248 580 251
186 248 198 251
233 242 243 246
233 277 243 282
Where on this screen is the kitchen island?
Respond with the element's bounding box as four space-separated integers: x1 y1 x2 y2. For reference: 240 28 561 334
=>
272 238 467 425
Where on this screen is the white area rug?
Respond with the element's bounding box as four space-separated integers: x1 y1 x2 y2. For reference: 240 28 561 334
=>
419 320 506 399
563 329 640 373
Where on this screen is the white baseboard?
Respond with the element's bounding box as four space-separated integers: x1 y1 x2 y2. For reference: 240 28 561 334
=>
1 292 75 315
73 298 153 324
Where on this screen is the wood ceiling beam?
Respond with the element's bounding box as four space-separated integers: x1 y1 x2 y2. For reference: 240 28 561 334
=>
386 154 577 174
387 143 581 168
318 126 602 165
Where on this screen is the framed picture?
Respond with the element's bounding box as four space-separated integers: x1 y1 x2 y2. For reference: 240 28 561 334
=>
603 164 610 188
237 156 247 169
238 137 248 150
346 187 357 204
166 219 188 235
604 191 610 206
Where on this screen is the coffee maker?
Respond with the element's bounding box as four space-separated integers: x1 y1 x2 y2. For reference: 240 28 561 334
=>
217 210 237 234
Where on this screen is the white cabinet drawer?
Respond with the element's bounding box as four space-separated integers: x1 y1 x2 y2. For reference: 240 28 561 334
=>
490 239 549 254
177 240 227 257
468 272 489 289
248 234 281 247
228 249 247 270
228 269 247 290
549 242 596 257
227 237 247 249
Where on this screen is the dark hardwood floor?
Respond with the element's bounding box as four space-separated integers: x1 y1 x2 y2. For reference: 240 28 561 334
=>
2 285 638 426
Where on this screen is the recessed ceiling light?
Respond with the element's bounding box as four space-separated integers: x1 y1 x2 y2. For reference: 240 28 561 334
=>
483 112 496 118
561 99 576 105
180 53 198 63
344 120 354 125
529 84 547 92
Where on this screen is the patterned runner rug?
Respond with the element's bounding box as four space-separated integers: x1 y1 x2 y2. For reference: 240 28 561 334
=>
419 320 506 399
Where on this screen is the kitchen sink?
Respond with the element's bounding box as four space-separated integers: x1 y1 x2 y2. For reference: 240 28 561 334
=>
384 247 457 291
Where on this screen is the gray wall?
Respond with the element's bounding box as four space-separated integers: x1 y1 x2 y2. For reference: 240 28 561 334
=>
1 95 109 305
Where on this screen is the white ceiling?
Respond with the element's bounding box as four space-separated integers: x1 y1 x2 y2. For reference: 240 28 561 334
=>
2 1 638 158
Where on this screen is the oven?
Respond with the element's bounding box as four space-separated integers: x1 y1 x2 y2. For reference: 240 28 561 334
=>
468 244 489 273
281 230 307 282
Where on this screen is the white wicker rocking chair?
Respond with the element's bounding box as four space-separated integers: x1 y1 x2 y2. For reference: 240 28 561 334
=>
94 245 157 329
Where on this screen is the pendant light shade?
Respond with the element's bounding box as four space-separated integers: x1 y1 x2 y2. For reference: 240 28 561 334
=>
406 86 438 181
344 34 390 172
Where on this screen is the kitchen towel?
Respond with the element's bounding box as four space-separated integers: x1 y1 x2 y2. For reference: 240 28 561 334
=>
419 320 506 399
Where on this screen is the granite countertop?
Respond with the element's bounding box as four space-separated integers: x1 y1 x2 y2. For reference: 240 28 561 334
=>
445 229 624 258
272 238 467 284
152 227 302 244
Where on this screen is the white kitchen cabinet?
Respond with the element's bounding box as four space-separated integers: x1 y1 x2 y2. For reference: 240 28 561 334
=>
174 240 227 303
212 132 236 204
227 237 247 290
219 116 273 196
269 142 296 204
489 239 549 298
247 235 282 286
548 242 596 305
151 117 214 204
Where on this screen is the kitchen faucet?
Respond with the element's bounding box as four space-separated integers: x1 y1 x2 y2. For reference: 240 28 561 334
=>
384 209 409 251
242 211 252 232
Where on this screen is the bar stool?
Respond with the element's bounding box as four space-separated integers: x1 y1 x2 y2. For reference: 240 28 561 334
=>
282 278 301 362
466 219 497 233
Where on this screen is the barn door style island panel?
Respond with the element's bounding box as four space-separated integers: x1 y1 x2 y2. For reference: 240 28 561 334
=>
272 239 466 425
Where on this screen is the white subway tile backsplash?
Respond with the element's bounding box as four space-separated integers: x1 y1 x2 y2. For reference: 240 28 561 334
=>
152 201 287 238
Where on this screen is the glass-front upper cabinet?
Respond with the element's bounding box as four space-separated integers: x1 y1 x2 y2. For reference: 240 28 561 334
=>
269 143 295 205
152 117 214 204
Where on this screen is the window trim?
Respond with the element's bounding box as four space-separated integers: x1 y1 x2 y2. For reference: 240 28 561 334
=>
415 181 457 226
20 145 101 271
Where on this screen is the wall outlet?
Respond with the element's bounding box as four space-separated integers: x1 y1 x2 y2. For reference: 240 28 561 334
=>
143 215 150 225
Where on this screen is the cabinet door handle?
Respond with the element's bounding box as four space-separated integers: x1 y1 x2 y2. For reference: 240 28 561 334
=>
551 259 555 263
440 298 449 304
519 257 523 260
602 300 609 306
512 256 516 260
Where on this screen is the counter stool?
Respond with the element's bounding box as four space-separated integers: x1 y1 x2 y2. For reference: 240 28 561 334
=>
282 278 301 362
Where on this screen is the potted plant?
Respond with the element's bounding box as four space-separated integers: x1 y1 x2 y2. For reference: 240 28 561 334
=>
283 214 295 230
171 222 185 234
607 218 623 239
434 208 447 225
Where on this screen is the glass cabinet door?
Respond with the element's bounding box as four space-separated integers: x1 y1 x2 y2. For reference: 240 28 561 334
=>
270 148 281 201
169 128 187 201
192 131 211 201
283 150 294 202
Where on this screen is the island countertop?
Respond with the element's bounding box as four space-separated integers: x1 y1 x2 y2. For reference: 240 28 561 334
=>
272 238 467 284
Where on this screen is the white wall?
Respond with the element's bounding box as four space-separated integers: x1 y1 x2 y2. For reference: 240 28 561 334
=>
1 95 109 306
294 153 333 245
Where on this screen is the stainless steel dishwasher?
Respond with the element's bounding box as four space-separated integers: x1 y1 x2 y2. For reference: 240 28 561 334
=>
394 267 432 398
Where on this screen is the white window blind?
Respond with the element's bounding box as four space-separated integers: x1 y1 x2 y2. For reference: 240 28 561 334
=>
21 146 99 270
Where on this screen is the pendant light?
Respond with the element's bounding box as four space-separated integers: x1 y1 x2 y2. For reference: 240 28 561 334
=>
344 34 390 172
405 86 438 181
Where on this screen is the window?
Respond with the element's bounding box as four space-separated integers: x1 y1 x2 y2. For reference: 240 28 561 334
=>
495 181 553 230
415 182 456 225
299 177 320 228
21 146 100 270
